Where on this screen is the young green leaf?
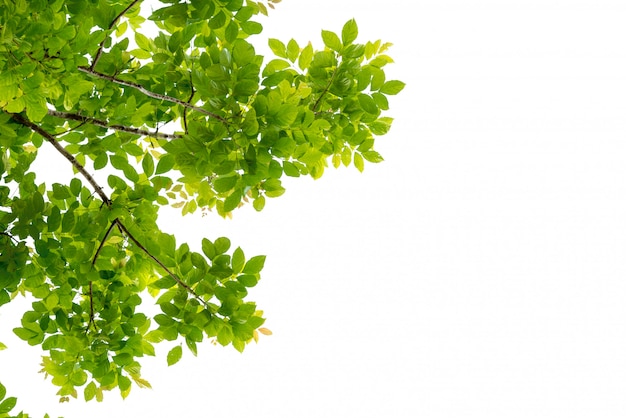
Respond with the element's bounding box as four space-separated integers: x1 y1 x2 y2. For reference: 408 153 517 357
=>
341 19 358 45
0 396 16 414
321 30 342 51
268 38 287 58
380 80 406 95
232 247 245 274
243 255 266 274
167 345 183 366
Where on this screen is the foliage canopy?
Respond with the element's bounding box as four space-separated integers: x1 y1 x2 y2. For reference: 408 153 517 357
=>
0 0 403 415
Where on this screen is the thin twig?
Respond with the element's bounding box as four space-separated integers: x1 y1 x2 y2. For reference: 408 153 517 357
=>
87 221 117 332
10 113 111 206
91 0 143 70
114 219 210 309
48 110 182 140
312 69 338 112
0 231 18 244
78 67 228 124
92 221 118 266
183 72 195 135
87 281 98 332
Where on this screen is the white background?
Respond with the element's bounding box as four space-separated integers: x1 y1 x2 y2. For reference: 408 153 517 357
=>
2 0 626 417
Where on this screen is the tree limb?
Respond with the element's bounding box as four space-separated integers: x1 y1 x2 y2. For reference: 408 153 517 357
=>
91 0 143 70
10 113 111 206
48 110 182 140
78 67 228 124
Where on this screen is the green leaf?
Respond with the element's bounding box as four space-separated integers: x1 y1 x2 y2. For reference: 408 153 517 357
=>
241 20 263 35
152 276 177 289
167 345 182 366
155 154 175 174
214 237 231 254
94 153 108 170
243 255 266 274
232 247 245 274
358 94 379 115
0 396 16 414
268 38 287 58
217 324 233 346
202 238 216 260
354 152 365 172
379 80 406 95
321 30 342 51
24 94 48 122
362 150 384 163
223 189 242 212
0 342 6 351
237 274 258 287
13 327 38 341
253 195 265 211
232 39 256 66
286 39 299 62
142 153 155 177
341 19 358 45
298 42 313 70
84 381 97 401
135 32 151 51
113 353 133 366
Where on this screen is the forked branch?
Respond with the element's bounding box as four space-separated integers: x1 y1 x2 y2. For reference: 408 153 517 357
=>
12 113 211 314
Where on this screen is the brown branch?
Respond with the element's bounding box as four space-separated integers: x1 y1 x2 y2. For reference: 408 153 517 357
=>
78 67 228 124
10 113 111 206
48 110 182 140
91 0 143 70
114 219 210 309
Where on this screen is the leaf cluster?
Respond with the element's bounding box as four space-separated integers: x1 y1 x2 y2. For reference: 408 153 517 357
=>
0 0 403 410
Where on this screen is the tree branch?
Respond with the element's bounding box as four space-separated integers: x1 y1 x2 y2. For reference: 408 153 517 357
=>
12 113 211 320
114 219 211 309
91 0 143 70
48 110 182 140
10 113 111 206
78 67 228 124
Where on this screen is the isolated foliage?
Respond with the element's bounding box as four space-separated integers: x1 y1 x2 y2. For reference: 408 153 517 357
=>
0 0 403 415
